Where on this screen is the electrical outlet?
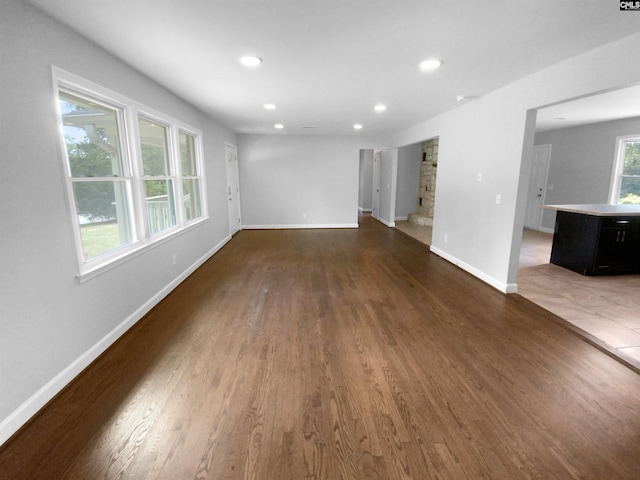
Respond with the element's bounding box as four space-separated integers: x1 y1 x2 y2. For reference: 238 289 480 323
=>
171 255 176 266
477 172 482 182
496 194 501 205
444 234 448 243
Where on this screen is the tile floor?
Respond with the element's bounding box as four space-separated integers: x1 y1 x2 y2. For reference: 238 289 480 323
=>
394 220 640 371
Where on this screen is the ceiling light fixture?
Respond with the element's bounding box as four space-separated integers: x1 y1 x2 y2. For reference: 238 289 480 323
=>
274 123 284 129
239 56 262 67
419 58 443 71
263 103 277 110
456 95 478 102
353 124 363 130
374 104 387 112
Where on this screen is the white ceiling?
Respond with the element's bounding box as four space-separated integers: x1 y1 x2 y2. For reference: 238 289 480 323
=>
535 83 640 132
26 0 640 136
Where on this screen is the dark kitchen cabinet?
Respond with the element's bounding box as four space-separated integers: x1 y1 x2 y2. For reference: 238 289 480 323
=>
549 211 640 275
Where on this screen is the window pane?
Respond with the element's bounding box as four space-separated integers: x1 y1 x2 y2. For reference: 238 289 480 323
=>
182 178 202 221
180 132 197 176
623 141 640 176
139 117 170 176
73 180 132 259
617 140 640 204
619 177 640 204
59 93 124 177
145 180 176 234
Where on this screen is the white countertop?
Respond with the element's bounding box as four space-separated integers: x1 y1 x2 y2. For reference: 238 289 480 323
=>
544 204 640 216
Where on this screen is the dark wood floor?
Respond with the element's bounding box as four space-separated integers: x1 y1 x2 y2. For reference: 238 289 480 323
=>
2 215 640 479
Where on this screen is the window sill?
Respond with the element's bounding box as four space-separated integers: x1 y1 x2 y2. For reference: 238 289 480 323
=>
76 217 208 283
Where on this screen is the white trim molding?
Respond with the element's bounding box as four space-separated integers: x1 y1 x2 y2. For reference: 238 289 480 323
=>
373 216 395 228
430 245 517 294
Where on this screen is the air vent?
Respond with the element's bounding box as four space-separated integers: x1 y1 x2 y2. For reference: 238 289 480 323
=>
302 125 317 129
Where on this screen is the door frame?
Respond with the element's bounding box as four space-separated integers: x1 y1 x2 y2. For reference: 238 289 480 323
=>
372 150 381 220
225 142 242 236
524 144 551 231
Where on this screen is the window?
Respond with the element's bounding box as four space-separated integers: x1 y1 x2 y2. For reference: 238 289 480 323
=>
55 69 206 279
58 91 135 260
180 131 202 221
611 135 640 205
138 116 176 235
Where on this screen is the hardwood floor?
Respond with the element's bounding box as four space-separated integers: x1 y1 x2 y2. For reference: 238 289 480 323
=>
2 215 640 479
395 221 640 372
393 220 432 246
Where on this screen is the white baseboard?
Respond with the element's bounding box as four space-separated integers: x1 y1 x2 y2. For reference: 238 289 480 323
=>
373 216 395 228
429 245 517 294
0 234 232 447
242 223 358 229
358 207 373 213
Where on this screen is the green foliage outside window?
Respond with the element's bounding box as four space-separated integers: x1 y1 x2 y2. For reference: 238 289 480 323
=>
141 143 170 197
66 133 120 221
619 141 640 205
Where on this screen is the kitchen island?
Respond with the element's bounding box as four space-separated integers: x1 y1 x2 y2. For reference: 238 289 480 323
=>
544 204 640 275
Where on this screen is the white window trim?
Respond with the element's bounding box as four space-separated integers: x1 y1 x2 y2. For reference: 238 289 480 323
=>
135 112 180 238
609 134 640 204
180 128 206 224
52 67 208 282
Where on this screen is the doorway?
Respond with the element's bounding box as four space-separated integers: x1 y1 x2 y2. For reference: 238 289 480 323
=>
372 150 381 221
225 143 242 236
524 144 551 230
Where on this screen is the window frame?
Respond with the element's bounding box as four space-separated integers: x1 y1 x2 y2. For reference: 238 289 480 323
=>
179 129 204 223
53 68 208 282
135 113 179 238
58 88 137 262
609 134 640 205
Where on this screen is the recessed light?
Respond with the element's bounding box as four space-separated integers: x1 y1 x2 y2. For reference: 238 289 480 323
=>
374 104 387 112
353 124 363 130
419 58 443 71
239 56 262 67
274 123 284 129
263 103 277 110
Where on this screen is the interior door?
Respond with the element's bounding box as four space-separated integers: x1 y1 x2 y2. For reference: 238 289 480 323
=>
225 143 242 236
524 144 551 229
372 150 381 220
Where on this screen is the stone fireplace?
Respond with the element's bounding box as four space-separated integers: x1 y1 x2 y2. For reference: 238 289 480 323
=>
408 137 438 226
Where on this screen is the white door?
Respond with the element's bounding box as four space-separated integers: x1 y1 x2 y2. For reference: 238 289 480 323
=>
225 143 242 236
372 150 381 220
524 144 551 229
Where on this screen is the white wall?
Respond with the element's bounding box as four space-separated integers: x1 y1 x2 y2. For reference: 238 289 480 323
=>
376 149 399 227
536 117 640 230
394 32 640 293
0 1 236 444
395 143 422 219
358 149 374 211
237 135 389 228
